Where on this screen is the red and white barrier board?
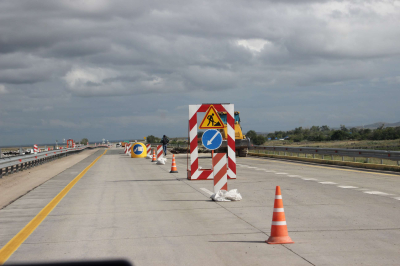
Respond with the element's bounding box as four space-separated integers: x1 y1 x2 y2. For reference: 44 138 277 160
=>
126 143 132 156
188 104 236 180
213 153 228 193
146 144 151 156
33 144 38 154
157 145 163 159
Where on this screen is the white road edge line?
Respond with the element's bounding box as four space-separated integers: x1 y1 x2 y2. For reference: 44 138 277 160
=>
200 188 214 196
363 191 393 196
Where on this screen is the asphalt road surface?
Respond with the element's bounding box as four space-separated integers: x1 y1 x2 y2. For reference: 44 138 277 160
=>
1 148 399 265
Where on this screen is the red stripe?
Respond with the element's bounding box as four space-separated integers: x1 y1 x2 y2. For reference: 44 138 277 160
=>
228 135 236 152
228 156 236 175
191 158 198 176
190 138 198 153
214 166 227 184
189 116 197 131
212 153 225 166
197 170 213 180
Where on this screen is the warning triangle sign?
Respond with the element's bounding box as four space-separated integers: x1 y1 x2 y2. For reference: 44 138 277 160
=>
199 105 225 129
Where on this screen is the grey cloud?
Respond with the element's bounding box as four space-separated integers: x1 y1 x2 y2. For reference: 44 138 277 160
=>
1 0 400 145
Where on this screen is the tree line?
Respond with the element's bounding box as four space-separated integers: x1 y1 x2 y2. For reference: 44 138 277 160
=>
246 125 400 145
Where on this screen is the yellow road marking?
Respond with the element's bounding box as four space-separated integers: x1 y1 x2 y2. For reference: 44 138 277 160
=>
243 157 400 178
0 149 108 264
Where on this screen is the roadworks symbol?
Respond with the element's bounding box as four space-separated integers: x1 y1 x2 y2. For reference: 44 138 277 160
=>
199 105 225 129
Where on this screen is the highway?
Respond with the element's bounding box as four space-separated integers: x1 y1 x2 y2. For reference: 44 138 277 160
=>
1 148 400 265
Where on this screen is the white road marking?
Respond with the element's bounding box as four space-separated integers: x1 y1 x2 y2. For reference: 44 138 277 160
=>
338 186 358 189
200 188 214 196
275 172 288 175
265 170 276 173
248 167 257 169
288 175 302 178
256 168 266 170
302 178 318 181
319 182 337 185
393 197 400 200
363 191 393 196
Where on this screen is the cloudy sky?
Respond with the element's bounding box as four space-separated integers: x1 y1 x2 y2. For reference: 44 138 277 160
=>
1 0 399 145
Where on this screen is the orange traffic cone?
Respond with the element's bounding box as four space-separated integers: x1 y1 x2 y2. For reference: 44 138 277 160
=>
266 186 294 244
151 149 157 162
170 154 178 173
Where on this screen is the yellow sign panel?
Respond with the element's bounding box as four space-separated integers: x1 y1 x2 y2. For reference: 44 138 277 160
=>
199 105 225 129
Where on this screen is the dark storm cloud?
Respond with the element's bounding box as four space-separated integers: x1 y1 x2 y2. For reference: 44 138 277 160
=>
1 0 400 145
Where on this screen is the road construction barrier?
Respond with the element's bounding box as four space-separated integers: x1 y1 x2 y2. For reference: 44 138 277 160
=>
188 104 236 180
131 143 147 158
151 149 157 162
170 154 178 173
126 143 132 156
213 153 228 193
33 144 38 154
266 186 294 244
157 145 163 160
146 144 151 156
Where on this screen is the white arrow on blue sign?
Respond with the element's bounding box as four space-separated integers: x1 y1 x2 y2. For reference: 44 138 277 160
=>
201 129 223 150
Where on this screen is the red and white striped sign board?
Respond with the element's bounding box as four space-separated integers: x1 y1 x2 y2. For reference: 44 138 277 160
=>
146 144 151 155
188 104 236 180
157 145 163 159
213 153 228 193
127 143 132 156
33 144 38 153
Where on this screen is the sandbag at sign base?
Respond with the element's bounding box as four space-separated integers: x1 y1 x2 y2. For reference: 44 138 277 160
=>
156 158 168 165
146 154 152 159
211 189 242 202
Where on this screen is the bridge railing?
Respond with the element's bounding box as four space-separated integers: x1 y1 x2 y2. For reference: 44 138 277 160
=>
249 145 400 165
0 147 87 178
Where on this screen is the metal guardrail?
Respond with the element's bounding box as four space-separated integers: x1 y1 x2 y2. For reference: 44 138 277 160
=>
250 145 400 163
0 147 88 178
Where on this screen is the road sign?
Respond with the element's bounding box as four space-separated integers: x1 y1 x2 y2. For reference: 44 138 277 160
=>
202 129 223 150
133 144 144 155
199 105 225 129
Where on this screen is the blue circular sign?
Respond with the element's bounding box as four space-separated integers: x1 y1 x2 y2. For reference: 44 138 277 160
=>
133 144 144 155
202 129 223 150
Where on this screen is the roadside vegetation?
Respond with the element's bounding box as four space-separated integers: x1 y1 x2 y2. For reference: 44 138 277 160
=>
246 125 400 150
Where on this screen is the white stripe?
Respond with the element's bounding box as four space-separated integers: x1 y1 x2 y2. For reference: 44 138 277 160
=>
275 195 282 199
275 172 288 175
191 169 201 180
338 186 358 189
274 208 284 212
319 182 337 185
190 147 198 164
302 178 317 181
189 104 201 120
392 197 400 200
364 191 392 196
200 188 214 196
256 168 266 171
265 170 276 173
227 168 236 179
248 166 257 169
288 175 301 177
189 125 197 142
213 155 227 173
228 145 236 163
272 221 286 225
214 176 227 193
